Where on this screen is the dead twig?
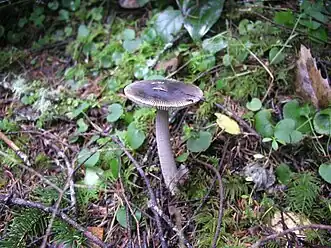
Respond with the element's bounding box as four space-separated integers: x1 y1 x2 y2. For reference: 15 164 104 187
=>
0 194 110 248
49 143 77 215
194 158 225 248
252 224 331 248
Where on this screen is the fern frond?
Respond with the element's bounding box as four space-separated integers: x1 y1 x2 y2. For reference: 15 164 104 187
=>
287 173 320 215
0 208 48 248
51 220 86 248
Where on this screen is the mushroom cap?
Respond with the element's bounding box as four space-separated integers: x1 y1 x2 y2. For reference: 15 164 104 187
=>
124 79 203 111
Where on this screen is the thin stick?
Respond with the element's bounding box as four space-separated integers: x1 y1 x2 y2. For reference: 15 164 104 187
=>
40 178 70 248
194 159 224 248
252 224 331 248
0 194 110 248
49 144 77 214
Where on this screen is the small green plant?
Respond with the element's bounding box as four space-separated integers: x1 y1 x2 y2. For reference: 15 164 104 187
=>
287 172 320 215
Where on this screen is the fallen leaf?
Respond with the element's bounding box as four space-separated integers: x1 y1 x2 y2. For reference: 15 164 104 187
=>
271 211 310 237
295 44 331 108
87 226 104 248
215 113 241 135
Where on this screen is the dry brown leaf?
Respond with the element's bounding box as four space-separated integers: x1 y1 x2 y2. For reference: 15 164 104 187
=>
295 44 331 108
87 226 104 248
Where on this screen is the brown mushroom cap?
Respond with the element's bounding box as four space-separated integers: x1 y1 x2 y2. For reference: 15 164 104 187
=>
124 79 203 111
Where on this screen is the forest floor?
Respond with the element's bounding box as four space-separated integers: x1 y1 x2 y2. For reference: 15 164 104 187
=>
0 0 331 247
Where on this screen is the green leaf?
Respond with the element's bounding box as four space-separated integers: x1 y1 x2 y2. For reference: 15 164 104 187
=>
78 148 100 167
274 119 303 144
62 0 80 11
275 163 292 184
59 9 70 21
116 206 142 229
272 139 279 150
187 131 212 153
77 24 89 39
274 11 295 26
134 65 149 79
180 0 225 41
107 103 123 123
127 123 145 150
122 28 135 40
176 152 189 162
84 167 103 186
123 39 142 53
112 51 123 66
254 109 274 138
319 163 331 184
107 158 120 180
313 108 331 135
246 98 262 111
69 102 90 118
142 28 157 43
269 47 285 65
48 1 59 10
283 100 311 133
202 33 227 54
100 55 112 68
154 8 183 43
300 19 321 30
77 118 88 133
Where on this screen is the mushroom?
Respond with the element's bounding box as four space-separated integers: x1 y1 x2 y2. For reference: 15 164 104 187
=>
124 79 203 195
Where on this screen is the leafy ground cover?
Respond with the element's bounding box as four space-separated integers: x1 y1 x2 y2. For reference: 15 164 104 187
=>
0 0 331 247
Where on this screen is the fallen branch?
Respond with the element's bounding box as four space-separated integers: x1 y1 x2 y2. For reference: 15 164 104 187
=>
251 224 331 248
0 194 110 248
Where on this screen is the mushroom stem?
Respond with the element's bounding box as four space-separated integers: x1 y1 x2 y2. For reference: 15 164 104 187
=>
155 109 178 195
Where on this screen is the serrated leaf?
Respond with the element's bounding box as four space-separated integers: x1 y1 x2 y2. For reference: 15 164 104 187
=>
254 109 274 138
107 103 123 123
154 9 183 43
127 123 145 150
187 131 212 153
246 98 262 111
78 148 100 167
313 108 331 135
319 163 331 184
215 113 240 135
180 0 225 41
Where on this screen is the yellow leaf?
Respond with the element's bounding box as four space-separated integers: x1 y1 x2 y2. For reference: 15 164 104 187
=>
215 113 241 135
